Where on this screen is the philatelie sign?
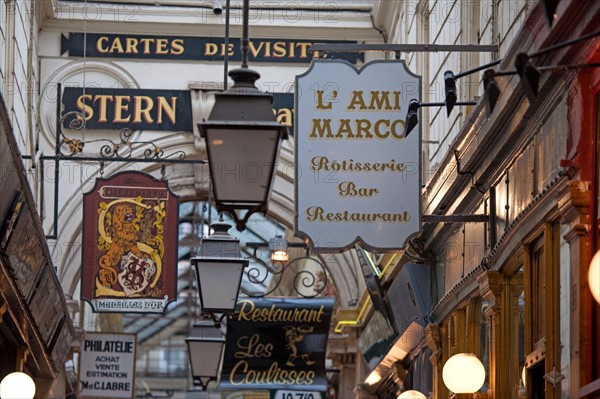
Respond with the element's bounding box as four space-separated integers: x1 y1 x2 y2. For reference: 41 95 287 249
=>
81 171 179 313
220 298 334 391
294 60 421 251
79 332 136 398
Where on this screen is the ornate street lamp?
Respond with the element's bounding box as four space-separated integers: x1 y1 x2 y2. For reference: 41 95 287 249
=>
198 0 288 232
185 321 226 390
190 220 248 326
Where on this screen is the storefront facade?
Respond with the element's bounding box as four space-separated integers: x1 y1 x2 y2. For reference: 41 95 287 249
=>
349 1 600 398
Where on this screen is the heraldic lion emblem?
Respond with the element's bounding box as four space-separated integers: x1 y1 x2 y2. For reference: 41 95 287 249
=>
96 197 166 298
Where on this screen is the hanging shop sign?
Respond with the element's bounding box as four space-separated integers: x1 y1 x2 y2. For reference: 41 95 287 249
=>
0 194 45 300
61 33 364 64
273 93 294 135
81 171 179 313
270 390 326 399
79 332 136 399
220 297 334 391
61 87 193 131
294 60 422 251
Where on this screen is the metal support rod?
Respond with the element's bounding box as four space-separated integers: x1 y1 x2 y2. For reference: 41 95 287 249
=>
22 154 207 165
529 30 600 58
417 101 478 108
422 214 488 224
489 187 497 247
454 59 502 79
494 62 600 77
245 242 306 249
309 43 499 53
240 0 249 68
51 84 63 239
452 31 600 79
223 0 231 88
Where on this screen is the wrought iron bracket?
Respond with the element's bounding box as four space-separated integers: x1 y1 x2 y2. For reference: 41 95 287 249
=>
192 376 216 391
201 310 234 328
22 84 206 239
309 43 499 53
217 205 265 232
244 242 329 298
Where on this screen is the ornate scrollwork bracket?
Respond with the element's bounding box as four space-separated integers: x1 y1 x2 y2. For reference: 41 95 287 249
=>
59 111 186 161
244 242 329 298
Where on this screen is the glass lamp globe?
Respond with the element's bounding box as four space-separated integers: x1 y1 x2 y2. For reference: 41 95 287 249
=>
442 353 485 394
0 372 36 399
590 250 600 304
398 390 427 399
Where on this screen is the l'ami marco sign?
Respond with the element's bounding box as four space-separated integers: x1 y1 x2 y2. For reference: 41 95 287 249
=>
295 60 422 251
61 33 364 64
221 298 334 391
61 87 294 132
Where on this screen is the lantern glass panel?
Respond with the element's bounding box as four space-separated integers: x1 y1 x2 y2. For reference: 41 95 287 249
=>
204 128 281 204
187 339 224 379
195 259 246 312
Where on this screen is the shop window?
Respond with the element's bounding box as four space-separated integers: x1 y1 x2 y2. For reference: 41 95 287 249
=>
479 300 490 393
529 360 546 399
596 90 600 228
530 236 546 347
512 276 526 398
523 223 561 399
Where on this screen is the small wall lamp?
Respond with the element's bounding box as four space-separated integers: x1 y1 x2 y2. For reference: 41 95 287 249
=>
0 348 35 399
397 390 427 399
444 32 600 120
0 372 36 399
589 250 600 304
482 69 500 115
442 353 485 394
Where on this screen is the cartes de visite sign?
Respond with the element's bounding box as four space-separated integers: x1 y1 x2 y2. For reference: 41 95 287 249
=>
220 297 334 391
81 171 179 313
294 60 422 251
61 32 364 64
61 87 193 132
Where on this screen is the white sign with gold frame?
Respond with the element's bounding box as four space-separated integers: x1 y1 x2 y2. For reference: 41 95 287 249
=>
294 60 421 251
